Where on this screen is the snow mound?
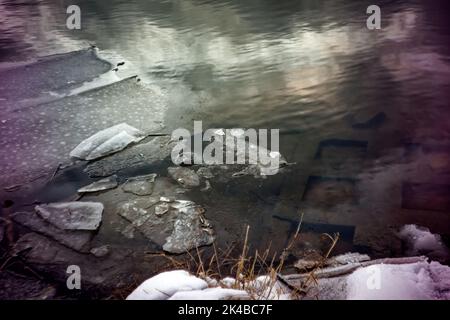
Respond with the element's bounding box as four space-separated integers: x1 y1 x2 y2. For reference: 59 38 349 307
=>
70 123 145 160
126 270 208 300
251 275 292 300
347 261 450 300
127 271 291 300
169 288 248 300
398 224 449 261
127 258 450 300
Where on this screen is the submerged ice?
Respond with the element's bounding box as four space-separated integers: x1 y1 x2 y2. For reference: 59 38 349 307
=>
117 196 215 254
35 202 103 231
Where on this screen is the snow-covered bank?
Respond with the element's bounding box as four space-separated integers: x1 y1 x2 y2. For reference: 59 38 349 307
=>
346 260 450 299
127 257 450 300
126 227 450 300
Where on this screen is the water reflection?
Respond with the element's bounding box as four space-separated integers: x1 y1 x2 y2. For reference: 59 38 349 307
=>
1 0 449 255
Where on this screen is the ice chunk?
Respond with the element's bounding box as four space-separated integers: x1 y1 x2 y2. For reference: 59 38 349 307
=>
122 173 157 196
0 48 111 106
155 203 169 216
11 233 121 288
162 200 215 254
117 197 214 254
78 175 118 193
70 123 146 160
35 202 103 231
126 270 207 300
11 211 93 252
85 136 173 177
117 197 159 224
224 132 288 177
168 167 201 187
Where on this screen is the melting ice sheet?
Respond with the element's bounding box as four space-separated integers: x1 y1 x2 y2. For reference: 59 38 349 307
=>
0 48 112 110
0 75 167 187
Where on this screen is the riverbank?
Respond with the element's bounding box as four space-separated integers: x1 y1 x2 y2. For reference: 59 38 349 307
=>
1 45 449 300
126 256 450 300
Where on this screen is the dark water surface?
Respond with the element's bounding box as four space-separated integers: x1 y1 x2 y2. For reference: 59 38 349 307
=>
1 0 450 258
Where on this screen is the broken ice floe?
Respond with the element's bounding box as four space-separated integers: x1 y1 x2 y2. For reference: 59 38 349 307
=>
162 200 214 254
35 202 103 231
11 211 93 252
70 123 146 161
85 136 173 177
117 197 214 254
78 175 118 193
167 167 200 187
122 173 157 196
11 232 127 288
172 129 289 178
0 48 111 108
223 129 288 177
155 203 170 216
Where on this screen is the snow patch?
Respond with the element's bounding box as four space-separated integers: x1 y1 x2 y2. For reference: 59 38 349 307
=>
126 270 208 300
398 224 449 261
347 261 450 300
127 271 288 300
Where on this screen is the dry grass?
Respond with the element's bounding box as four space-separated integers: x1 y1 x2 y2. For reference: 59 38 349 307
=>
150 211 341 300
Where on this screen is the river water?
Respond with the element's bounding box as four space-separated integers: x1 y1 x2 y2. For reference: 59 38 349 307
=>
1 0 450 258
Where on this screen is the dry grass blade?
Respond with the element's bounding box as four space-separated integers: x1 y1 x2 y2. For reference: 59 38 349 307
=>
234 225 250 289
